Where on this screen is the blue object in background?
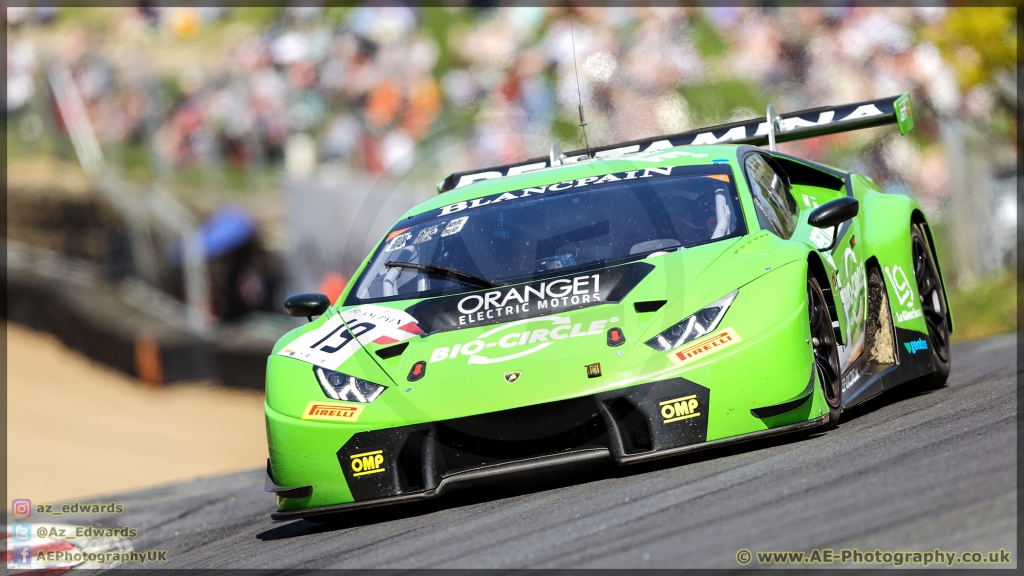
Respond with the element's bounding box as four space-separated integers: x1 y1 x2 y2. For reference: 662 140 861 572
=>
167 205 256 264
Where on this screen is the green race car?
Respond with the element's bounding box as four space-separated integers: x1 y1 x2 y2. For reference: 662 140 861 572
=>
265 93 952 521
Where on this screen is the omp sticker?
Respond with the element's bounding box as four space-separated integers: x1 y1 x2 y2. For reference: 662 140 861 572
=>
429 315 616 365
302 401 364 422
666 327 741 367
659 394 701 424
278 305 423 368
349 450 385 476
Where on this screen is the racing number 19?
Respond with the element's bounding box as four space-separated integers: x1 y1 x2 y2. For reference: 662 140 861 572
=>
310 322 375 353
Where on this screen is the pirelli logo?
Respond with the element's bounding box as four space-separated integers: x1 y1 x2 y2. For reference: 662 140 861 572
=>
349 450 385 477
302 401 364 422
667 327 741 367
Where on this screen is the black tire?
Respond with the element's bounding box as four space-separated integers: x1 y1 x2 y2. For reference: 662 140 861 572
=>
910 224 951 389
808 275 842 428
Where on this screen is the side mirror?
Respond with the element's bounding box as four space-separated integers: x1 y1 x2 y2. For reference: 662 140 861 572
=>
284 293 330 322
807 197 859 251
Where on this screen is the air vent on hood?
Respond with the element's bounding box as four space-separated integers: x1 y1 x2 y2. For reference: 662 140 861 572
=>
634 300 667 313
375 342 409 360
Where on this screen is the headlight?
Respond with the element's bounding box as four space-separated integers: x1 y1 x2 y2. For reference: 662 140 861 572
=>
644 290 738 352
313 366 386 402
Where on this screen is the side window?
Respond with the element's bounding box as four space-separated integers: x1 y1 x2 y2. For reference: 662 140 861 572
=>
744 154 796 238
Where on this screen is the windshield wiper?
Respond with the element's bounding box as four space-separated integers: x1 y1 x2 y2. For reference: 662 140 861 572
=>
384 261 500 289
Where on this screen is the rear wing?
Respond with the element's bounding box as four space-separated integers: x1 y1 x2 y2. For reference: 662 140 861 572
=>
438 93 914 193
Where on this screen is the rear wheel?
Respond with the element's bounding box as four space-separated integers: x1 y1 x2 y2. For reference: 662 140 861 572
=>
808 276 841 427
911 224 951 388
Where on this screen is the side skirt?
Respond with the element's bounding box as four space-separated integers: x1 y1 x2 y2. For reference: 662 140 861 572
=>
842 327 938 409
843 264 937 410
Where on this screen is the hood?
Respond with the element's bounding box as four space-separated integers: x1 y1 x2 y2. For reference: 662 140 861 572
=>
273 231 802 422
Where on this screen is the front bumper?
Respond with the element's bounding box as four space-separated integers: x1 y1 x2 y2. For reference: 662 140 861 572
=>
269 409 828 521
267 373 828 521
267 260 828 519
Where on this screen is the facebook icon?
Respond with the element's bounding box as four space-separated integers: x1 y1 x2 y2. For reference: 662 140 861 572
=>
12 545 33 565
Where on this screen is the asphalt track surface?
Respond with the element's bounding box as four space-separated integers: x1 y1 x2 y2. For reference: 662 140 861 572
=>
31 334 1018 569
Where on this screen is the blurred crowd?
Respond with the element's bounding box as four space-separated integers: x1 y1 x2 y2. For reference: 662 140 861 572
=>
8 6 444 176
7 6 1016 296
8 7 1012 185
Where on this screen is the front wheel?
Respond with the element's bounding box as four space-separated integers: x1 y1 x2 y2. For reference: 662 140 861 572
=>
808 276 842 428
911 224 951 389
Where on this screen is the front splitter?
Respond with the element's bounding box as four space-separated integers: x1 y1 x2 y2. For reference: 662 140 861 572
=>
271 448 610 521
270 415 828 521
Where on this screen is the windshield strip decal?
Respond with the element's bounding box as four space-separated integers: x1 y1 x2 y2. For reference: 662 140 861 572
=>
436 166 690 218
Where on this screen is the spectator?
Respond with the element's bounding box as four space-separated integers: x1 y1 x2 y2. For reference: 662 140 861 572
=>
5 5 1011 211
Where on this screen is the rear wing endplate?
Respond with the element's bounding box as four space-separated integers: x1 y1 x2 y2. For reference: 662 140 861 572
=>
438 93 913 193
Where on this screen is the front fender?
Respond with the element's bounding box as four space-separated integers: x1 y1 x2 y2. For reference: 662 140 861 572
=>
676 258 830 439
636 231 811 344
858 182 934 336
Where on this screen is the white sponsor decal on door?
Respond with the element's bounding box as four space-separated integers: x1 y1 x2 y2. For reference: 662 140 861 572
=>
883 264 921 324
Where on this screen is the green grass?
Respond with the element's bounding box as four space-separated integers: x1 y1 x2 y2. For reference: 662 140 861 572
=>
946 271 1017 342
53 7 120 31
231 7 285 27
679 80 768 126
7 110 66 161
551 114 586 149
689 13 728 57
422 7 478 76
8 117 279 203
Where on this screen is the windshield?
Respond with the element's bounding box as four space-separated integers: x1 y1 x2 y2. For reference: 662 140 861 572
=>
348 165 745 305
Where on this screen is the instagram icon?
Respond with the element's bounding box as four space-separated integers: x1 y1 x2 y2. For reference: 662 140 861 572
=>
11 499 32 518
